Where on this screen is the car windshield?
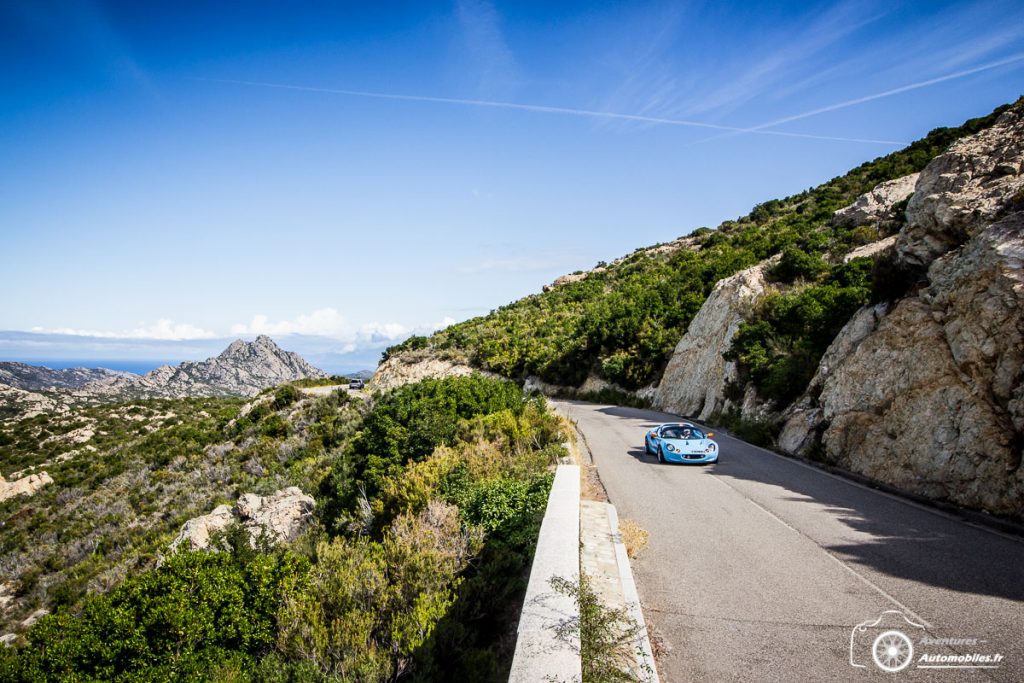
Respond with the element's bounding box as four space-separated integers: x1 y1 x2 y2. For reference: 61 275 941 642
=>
661 425 704 440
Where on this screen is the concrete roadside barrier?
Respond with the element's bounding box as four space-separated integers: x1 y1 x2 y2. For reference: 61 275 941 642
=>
509 464 581 683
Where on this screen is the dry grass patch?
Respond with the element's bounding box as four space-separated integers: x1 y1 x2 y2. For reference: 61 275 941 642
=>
619 518 649 559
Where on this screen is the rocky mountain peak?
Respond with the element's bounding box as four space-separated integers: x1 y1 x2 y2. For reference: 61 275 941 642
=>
218 335 281 360
74 337 326 400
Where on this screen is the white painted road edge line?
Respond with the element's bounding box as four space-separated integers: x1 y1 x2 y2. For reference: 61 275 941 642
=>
744 494 933 629
605 502 661 683
509 464 582 683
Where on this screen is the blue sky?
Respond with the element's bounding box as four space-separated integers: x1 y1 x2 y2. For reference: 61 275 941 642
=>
2 0 1023 371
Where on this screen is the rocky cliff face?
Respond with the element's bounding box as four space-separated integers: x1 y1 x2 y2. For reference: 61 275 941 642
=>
806 214 1024 519
898 106 1024 267
776 104 1024 521
652 257 775 419
0 363 129 391
78 335 325 399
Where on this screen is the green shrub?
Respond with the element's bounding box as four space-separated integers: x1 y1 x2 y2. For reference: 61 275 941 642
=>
278 502 475 682
727 259 873 406
381 334 430 362
769 246 829 283
2 548 307 681
272 384 301 410
319 375 526 528
259 414 290 439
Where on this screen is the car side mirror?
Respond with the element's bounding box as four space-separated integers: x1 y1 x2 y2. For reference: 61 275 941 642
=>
707 432 714 438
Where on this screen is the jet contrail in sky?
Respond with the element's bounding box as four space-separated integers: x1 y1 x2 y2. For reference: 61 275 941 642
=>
196 77 909 146
689 52 1024 146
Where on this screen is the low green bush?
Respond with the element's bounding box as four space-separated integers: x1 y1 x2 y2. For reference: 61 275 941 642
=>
769 246 829 283
1 545 307 681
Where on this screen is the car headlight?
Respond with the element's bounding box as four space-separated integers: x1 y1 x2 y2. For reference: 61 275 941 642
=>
705 444 716 452
667 444 676 452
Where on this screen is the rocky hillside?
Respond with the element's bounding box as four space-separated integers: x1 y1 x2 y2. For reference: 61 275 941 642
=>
76 335 326 399
381 102 1011 393
378 98 1024 523
0 373 565 679
775 105 1024 520
0 363 129 391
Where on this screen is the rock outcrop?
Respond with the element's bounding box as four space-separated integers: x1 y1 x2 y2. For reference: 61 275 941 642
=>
79 336 325 399
842 235 897 262
832 172 919 230
898 106 1024 267
653 257 776 420
170 487 315 552
543 270 595 292
372 350 490 392
0 471 53 503
778 303 889 456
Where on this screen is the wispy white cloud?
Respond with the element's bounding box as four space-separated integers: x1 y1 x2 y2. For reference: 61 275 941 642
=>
201 77 907 145
455 0 521 97
230 308 351 337
678 0 888 119
228 308 453 352
30 319 216 340
590 4 688 132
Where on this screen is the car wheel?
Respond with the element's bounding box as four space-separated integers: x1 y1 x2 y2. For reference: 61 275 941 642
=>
657 446 665 463
645 439 653 455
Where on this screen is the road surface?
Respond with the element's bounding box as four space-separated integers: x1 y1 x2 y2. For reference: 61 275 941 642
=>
555 400 1024 682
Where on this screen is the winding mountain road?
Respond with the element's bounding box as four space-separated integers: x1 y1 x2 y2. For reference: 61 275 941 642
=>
554 400 1024 682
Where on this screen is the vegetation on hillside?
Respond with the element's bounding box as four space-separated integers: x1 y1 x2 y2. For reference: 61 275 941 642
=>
385 104 1009 391
1 375 568 681
725 257 873 406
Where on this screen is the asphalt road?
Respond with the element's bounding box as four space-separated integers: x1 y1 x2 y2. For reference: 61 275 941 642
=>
554 400 1024 683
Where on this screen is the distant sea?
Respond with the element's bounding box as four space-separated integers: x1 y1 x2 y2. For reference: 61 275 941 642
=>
8 359 172 375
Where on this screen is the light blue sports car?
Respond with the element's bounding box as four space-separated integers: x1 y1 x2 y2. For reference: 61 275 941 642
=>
644 422 719 464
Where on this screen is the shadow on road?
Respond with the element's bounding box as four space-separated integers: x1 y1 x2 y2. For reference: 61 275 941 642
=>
561 398 1024 603
593 403 675 425
626 446 651 463
710 441 1024 604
